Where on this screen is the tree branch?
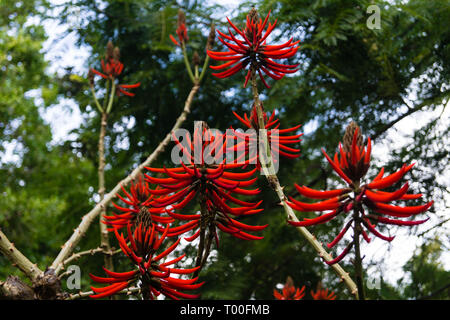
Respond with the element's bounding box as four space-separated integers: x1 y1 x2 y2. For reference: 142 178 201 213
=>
50 83 201 273
0 228 43 281
418 282 450 300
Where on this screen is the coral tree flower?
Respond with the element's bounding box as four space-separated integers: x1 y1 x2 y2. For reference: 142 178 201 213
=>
207 8 300 88
144 124 267 244
89 223 203 300
273 276 305 300
287 122 432 265
231 103 302 164
311 283 337 300
102 176 175 232
90 41 140 97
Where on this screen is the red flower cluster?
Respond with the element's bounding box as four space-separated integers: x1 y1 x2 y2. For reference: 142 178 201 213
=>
273 277 305 300
287 125 432 265
311 283 337 300
90 42 140 97
89 223 203 299
231 103 302 163
91 123 269 299
207 9 300 88
144 125 267 243
273 279 337 300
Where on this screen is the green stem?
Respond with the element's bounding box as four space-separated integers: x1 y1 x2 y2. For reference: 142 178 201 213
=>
90 86 103 113
181 42 196 84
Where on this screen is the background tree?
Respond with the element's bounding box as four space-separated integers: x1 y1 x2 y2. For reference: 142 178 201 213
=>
0 0 448 299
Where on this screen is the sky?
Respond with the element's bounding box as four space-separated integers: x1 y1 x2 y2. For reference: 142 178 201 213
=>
14 0 450 290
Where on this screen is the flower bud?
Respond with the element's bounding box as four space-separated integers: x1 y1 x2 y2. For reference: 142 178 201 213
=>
177 9 186 28
105 41 114 60
113 46 121 62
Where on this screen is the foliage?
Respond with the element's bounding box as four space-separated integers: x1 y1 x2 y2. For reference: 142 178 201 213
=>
0 0 448 300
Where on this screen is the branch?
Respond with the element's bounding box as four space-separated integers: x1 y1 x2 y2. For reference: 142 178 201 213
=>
417 216 450 237
67 286 141 300
0 228 43 281
98 111 115 274
50 83 201 273
250 73 359 298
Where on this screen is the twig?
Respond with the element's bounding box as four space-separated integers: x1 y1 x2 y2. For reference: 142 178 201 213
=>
56 247 104 275
50 83 201 273
0 228 43 281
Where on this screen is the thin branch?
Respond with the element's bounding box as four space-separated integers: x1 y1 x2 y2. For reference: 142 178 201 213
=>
417 216 450 237
98 111 115 274
0 228 43 281
50 83 201 273
418 282 450 300
181 42 196 83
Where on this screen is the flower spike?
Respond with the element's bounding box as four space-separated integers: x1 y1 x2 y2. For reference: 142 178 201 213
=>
287 121 432 265
208 9 300 88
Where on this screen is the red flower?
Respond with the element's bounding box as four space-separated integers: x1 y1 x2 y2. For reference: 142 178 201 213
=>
287 123 432 265
90 42 140 97
89 223 203 300
102 176 174 232
231 103 302 164
207 9 300 88
91 59 124 79
311 283 337 300
273 276 305 300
